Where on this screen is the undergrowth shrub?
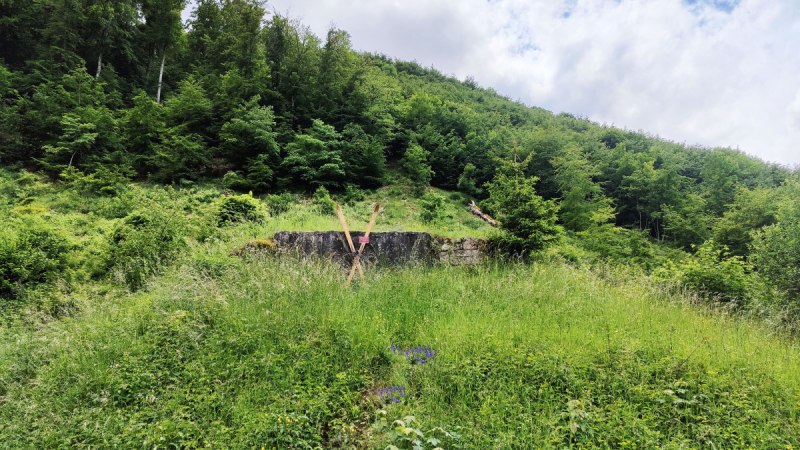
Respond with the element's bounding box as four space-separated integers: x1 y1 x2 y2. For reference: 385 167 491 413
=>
7 170 47 203
60 166 130 197
0 218 70 298
265 192 294 216
221 170 251 192
217 194 264 225
339 184 366 205
419 192 445 223
312 186 336 215
572 225 683 270
111 208 187 291
655 240 757 306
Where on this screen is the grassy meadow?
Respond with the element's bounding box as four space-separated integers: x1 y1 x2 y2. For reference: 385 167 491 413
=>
1 173 800 448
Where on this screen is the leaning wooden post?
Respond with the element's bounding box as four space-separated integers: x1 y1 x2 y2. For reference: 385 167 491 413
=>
337 203 380 287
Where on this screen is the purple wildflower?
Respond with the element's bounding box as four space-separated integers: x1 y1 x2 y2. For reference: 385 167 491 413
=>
390 344 437 364
375 385 406 403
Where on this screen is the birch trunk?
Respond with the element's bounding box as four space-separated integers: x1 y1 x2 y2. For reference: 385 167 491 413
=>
95 52 103 79
156 50 166 103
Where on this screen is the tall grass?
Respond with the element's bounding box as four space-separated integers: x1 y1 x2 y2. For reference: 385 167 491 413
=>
1 250 798 448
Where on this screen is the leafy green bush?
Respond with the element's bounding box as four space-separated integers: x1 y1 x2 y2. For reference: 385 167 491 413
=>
0 219 70 298
372 412 462 449
265 192 294 216
311 186 336 215
750 185 800 302
217 194 264 225
340 184 366 205
419 192 445 223
575 225 681 270
401 143 434 197
655 241 755 305
60 166 130 197
111 208 187 291
221 171 251 192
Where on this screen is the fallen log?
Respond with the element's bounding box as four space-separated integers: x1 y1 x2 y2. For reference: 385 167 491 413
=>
469 200 498 227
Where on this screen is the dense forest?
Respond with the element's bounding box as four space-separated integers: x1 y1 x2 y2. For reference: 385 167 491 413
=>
1 0 800 324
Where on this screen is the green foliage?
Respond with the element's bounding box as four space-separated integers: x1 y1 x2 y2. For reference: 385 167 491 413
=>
221 170 250 192
0 218 70 298
60 166 130 197
217 193 264 225
41 105 122 173
163 76 213 136
662 193 711 249
485 158 562 255
123 92 165 166
311 186 336 215
265 192 295 216
456 162 481 198
373 412 462 449
150 129 210 183
339 184 366 205
340 123 386 188
111 206 188 291
712 187 780 257
219 97 280 178
552 145 614 232
401 143 434 196
656 241 755 305
419 192 445 223
281 119 346 190
574 225 679 270
751 208 800 301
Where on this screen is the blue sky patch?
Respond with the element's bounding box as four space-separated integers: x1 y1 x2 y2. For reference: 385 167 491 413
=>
683 0 742 13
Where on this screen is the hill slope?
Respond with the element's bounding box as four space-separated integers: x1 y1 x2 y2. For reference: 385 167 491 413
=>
2 229 799 448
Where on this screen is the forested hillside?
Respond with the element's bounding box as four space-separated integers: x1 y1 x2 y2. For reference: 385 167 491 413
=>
3 0 800 316
3 1 800 447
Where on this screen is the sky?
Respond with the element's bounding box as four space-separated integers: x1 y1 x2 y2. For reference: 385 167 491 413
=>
185 0 800 167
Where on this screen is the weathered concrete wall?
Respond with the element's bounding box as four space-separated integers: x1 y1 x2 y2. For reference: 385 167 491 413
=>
439 238 487 265
272 231 486 266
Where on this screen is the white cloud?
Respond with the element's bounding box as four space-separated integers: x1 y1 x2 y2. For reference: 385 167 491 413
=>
229 0 799 166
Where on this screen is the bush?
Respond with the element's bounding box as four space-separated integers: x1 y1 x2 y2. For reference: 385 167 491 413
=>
217 194 264 225
339 184 366 205
0 219 70 298
312 186 336 215
265 193 294 216
221 171 252 192
111 208 187 291
751 217 800 302
419 192 445 223
60 166 130 197
655 241 756 305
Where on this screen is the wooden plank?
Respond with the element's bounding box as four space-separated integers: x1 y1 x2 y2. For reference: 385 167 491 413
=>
341 203 381 287
336 204 356 253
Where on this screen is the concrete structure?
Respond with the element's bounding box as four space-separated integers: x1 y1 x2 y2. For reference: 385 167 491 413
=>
270 231 487 266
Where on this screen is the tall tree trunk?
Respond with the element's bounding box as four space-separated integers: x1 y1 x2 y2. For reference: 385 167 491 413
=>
156 49 166 103
95 52 103 79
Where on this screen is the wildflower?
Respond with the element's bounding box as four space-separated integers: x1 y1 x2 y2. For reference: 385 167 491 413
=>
375 385 406 403
389 344 436 363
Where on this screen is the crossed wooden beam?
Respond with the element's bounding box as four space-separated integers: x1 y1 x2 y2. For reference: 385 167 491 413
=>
336 203 380 287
